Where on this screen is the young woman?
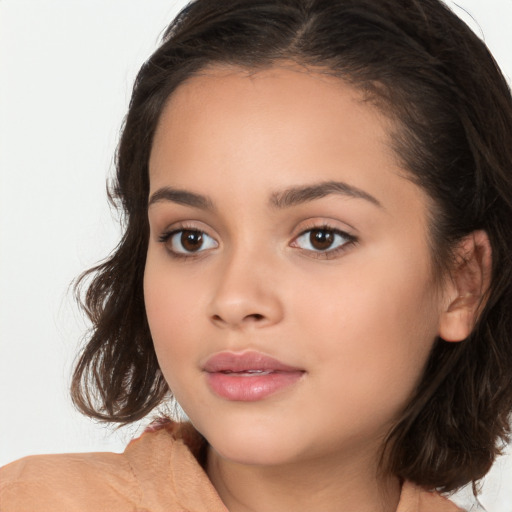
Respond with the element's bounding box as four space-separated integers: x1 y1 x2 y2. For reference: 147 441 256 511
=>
2 0 512 510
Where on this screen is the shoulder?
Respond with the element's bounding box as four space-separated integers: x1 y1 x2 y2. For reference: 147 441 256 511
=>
0 421 225 512
398 481 465 512
0 424 177 512
0 448 139 512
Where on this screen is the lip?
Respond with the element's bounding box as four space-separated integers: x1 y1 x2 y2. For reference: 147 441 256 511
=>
203 351 305 401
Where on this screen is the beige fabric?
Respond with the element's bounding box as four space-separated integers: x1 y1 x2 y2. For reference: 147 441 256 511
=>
0 422 462 512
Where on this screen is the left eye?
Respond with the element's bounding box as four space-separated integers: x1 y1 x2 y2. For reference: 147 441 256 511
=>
163 229 218 254
292 227 354 253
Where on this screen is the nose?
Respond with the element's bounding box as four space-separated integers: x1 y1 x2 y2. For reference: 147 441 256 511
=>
208 247 284 330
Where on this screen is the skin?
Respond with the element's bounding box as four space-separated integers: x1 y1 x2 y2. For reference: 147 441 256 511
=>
144 64 473 512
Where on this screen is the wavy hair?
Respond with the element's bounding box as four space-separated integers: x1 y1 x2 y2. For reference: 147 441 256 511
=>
71 0 512 493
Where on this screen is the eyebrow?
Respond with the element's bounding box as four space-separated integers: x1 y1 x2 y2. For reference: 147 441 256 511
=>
148 187 216 211
147 180 383 211
269 180 383 210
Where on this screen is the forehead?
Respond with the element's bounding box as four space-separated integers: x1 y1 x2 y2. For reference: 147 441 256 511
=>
148 65 430 233
150 64 399 182
155 63 392 132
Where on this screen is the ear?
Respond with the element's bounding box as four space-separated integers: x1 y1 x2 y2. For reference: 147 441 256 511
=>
438 230 492 342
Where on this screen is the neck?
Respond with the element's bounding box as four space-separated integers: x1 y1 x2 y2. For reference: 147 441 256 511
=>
206 443 401 512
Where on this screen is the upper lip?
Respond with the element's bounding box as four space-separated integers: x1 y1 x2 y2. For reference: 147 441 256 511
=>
203 351 303 373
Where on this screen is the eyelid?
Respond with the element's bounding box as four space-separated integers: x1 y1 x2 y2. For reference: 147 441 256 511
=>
157 220 358 261
290 221 357 259
157 222 219 259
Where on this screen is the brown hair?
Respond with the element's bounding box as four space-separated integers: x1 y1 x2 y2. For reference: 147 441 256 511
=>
72 0 512 493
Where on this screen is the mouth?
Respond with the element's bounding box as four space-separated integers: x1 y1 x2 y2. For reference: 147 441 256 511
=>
218 369 275 376
203 351 305 402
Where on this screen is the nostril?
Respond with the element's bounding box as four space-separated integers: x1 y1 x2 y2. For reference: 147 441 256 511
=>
210 312 269 326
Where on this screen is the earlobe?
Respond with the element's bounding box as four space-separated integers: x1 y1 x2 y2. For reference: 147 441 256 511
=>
439 294 480 342
438 230 492 343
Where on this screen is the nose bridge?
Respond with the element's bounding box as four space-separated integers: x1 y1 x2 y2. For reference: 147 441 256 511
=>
208 237 283 329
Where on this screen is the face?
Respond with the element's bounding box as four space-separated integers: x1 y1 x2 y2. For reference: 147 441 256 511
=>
144 65 445 468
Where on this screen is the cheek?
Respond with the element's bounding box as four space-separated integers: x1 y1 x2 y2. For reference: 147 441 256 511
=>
293 252 440 398
143 253 200 376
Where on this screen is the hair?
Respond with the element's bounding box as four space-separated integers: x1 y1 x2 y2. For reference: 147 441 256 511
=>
71 0 512 494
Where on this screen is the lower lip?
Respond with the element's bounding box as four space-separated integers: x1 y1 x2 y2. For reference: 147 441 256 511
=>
205 371 304 401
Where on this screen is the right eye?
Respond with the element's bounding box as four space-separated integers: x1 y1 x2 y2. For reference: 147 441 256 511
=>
159 228 218 258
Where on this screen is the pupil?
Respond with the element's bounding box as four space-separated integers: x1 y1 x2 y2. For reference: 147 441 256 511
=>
181 230 203 251
311 229 334 250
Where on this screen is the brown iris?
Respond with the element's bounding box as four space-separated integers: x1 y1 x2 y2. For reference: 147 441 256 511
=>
181 230 203 252
310 229 335 250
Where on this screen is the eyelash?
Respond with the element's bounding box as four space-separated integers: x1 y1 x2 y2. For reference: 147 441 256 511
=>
157 222 357 261
291 223 357 260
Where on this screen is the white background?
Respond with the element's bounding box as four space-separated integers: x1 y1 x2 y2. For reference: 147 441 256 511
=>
1 1 511 509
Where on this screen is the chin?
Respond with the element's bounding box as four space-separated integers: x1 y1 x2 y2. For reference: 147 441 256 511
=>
193 413 304 467
211 436 299 467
